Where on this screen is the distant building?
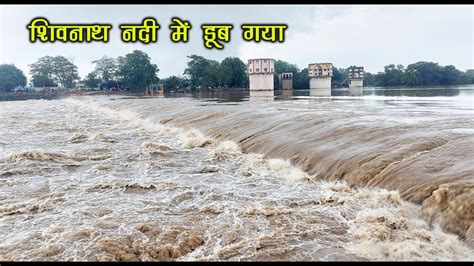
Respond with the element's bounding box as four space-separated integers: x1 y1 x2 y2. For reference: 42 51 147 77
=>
74 82 86 91
248 58 275 95
308 63 333 90
348 66 364 88
32 86 60 93
146 83 164 96
100 80 119 91
280 72 293 90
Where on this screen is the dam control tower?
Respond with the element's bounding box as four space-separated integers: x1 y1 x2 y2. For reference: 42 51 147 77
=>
348 66 364 88
280 72 293 90
308 63 333 90
248 58 275 96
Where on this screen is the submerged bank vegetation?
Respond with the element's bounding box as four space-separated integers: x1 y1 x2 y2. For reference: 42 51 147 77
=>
1 49 474 93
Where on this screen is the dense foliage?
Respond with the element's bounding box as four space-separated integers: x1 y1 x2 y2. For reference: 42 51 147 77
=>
29 56 79 88
5 52 474 92
182 55 248 90
115 50 159 91
0 64 27 92
84 51 158 91
365 62 474 87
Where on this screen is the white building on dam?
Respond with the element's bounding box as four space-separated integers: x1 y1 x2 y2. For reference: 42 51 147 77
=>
248 58 275 97
348 66 364 88
308 63 333 96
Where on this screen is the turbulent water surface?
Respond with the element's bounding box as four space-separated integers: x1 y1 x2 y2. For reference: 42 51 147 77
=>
0 86 473 261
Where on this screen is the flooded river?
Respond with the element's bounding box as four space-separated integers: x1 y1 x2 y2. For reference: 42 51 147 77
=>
0 86 473 261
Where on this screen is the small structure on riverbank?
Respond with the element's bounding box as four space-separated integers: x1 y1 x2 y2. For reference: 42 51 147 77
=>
145 83 164 96
280 72 293 90
248 58 275 96
348 66 364 88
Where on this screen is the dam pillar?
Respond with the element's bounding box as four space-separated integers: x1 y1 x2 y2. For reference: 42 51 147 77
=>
348 66 364 88
281 89 293 97
348 86 363 96
280 72 293 90
309 63 333 96
248 58 275 97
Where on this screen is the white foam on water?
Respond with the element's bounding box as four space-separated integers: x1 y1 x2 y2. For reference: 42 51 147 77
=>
0 96 471 261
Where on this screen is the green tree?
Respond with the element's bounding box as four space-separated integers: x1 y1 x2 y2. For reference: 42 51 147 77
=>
294 68 309 89
116 50 159 91
463 69 474 84
52 56 80 89
218 57 247 88
161 76 189 91
374 72 385 86
404 62 443 86
368 61 471 87
29 56 57 87
84 72 102 89
441 65 462 85
184 55 218 88
332 67 348 87
92 55 118 82
377 64 404 86
0 64 27 93
202 60 220 88
363 72 376 87
29 56 79 88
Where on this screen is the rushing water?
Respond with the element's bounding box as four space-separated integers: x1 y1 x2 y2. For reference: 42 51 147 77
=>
0 86 473 261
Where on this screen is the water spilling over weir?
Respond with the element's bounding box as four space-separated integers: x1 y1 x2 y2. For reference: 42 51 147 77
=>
0 89 473 261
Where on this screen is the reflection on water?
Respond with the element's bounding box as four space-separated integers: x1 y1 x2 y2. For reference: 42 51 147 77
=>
280 89 293 98
348 87 363 97
249 90 275 99
165 90 248 103
164 85 473 103
309 88 332 97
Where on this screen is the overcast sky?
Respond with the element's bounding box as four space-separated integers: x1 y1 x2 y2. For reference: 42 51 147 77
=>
0 5 473 81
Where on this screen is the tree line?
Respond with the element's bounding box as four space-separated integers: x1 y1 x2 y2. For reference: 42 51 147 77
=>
1 50 473 93
362 62 474 87
268 61 474 88
122 57 474 91
0 50 159 93
83 50 159 91
161 55 248 91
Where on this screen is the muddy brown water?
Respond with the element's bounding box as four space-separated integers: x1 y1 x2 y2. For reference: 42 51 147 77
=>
0 86 473 261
